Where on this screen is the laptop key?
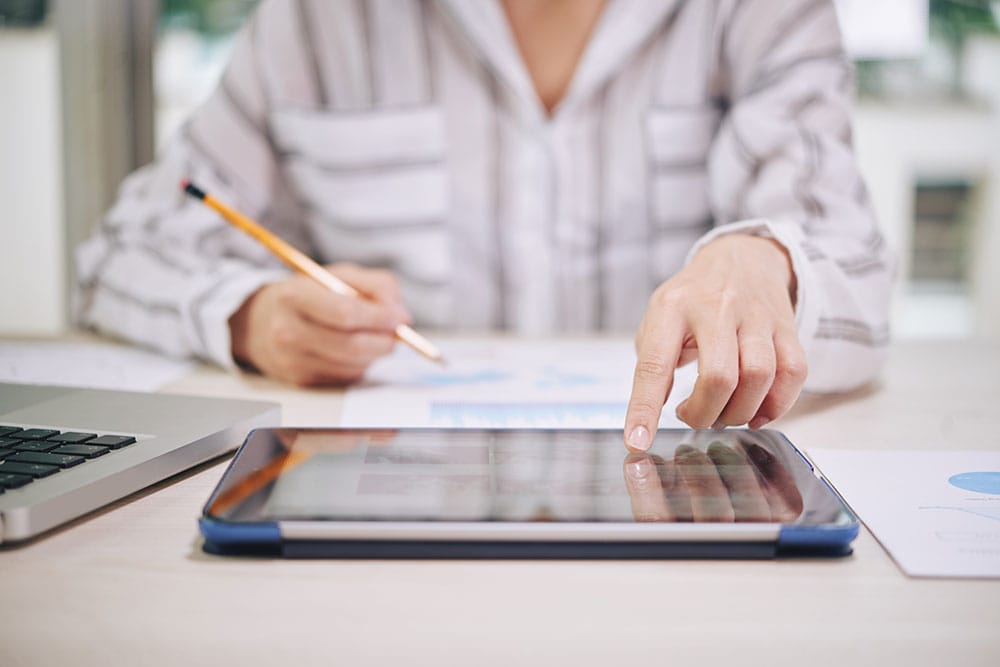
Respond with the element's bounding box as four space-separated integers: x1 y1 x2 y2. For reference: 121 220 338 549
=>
51 444 110 459
0 461 60 478
0 426 23 438
47 432 97 444
7 452 85 468
11 428 61 440
0 472 33 489
87 435 136 449
12 440 61 453
0 437 20 448
0 448 15 460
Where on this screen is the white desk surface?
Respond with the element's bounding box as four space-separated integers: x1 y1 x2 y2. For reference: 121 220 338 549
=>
2 338 999 666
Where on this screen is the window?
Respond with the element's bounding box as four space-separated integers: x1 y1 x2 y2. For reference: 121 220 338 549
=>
156 0 259 148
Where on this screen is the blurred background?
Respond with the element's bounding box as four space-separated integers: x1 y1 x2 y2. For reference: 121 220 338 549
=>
1 0 998 342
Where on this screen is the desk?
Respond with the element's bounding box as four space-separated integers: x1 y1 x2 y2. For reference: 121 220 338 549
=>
2 339 999 666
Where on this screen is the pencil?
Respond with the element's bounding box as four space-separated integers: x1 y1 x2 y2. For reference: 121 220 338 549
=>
180 179 445 365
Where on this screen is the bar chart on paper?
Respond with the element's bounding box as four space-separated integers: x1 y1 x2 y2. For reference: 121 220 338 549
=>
340 338 695 429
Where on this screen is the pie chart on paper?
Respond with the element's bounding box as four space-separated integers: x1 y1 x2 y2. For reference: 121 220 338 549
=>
948 472 1000 495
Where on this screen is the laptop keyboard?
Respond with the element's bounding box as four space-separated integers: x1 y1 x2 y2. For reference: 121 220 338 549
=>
0 426 137 493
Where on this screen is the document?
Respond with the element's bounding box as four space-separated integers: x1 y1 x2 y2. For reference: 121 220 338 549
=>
808 449 1000 578
0 341 194 392
341 338 695 429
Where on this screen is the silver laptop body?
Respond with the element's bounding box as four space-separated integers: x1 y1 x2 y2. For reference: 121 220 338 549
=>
0 382 280 544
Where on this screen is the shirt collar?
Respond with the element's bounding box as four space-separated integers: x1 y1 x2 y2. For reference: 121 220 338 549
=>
435 0 684 121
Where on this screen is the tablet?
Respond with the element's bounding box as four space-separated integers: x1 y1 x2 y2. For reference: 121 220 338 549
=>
199 428 858 558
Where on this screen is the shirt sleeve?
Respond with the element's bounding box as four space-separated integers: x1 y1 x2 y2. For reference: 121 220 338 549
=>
74 8 300 369
690 0 895 392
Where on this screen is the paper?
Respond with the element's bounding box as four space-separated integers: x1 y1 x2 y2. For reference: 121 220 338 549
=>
0 341 194 392
808 449 1000 578
341 338 695 429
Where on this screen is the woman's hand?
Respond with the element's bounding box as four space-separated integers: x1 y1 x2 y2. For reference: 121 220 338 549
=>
624 234 807 451
229 262 410 386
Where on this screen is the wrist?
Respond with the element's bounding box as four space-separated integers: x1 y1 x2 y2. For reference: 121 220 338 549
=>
757 236 797 307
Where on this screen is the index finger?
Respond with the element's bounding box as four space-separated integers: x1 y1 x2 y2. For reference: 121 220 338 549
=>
290 278 406 332
328 263 404 305
624 317 685 452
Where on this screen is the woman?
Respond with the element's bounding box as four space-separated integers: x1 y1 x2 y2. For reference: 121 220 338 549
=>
76 0 893 450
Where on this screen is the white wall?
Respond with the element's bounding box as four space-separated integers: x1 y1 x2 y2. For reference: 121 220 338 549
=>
853 35 1000 339
0 28 66 336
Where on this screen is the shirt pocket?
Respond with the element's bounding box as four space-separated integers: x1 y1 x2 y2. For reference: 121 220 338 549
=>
270 106 452 324
644 106 720 280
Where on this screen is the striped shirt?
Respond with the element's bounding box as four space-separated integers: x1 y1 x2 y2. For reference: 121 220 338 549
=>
75 0 893 392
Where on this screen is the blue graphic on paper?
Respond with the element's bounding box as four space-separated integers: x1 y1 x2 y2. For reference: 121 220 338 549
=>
416 370 511 386
430 402 626 427
535 367 601 389
948 471 1000 495
414 366 601 390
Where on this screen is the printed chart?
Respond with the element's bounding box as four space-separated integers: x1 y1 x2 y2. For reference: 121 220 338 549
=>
341 338 696 429
808 449 1000 578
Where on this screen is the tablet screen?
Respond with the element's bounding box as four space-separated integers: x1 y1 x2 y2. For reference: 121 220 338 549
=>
206 429 850 526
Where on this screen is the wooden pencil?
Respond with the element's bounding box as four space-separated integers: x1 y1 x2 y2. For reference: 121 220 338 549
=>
180 179 444 365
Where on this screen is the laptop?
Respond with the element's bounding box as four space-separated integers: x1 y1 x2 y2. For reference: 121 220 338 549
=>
0 382 280 544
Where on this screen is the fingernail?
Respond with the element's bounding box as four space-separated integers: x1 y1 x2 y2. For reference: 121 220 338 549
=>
626 458 652 480
749 416 770 430
627 425 651 452
711 420 726 431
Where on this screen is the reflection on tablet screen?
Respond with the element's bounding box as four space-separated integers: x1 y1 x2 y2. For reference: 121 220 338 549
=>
208 429 844 526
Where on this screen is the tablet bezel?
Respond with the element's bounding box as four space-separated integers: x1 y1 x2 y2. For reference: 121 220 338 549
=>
199 427 859 558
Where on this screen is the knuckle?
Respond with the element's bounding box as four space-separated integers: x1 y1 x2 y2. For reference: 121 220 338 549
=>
777 356 808 386
332 301 362 329
634 357 672 380
740 360 775 390
324 294 351 324
345 334 382 361
700 366 738 394
718 288 741 312
274 283 299 308
651 285 687 311
628 398 663 418
271 321 301 348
